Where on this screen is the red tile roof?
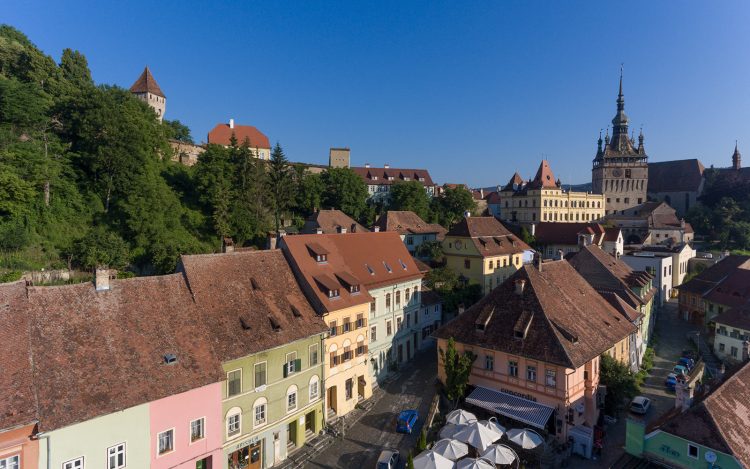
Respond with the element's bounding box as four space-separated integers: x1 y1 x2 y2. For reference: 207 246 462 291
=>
180 250 328 361
26 274 224 432
434 261 636 368
446 217 531 258
657 361 750 466
704 268 750 309
533 222 605 246
647 159 705 193
207 123 271 148
527 160 558 189
678 255 750 296
0 281 36 431
374 211 447 237
301 210 368 234
351 167 435 187
713 302 750 330
129 67 165 98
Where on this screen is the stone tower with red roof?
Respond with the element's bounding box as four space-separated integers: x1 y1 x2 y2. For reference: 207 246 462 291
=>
129 67 166 122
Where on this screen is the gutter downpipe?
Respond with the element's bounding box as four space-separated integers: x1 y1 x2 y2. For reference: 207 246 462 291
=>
36 431 50 469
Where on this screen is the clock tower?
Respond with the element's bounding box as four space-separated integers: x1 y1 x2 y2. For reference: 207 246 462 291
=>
592 72 648 214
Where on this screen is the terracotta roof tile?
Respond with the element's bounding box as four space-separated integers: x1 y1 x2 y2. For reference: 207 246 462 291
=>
301 210 368 234
26 274 224 431
714 302 750 330
180 250 328 361
647 159 705 193
374 211 447 237
704 269 750 308
446 217 531 258
534 222 605 246
0 281 36 431
433 261 636 368
678 255 750 296
129 67 165 98
207 123 270 148
351 167 435 187
527 160 558 189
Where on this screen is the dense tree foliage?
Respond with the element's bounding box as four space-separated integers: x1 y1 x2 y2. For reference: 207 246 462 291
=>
439 337 476 408
431 185 477 228
388 180 431 220
599 353 639 415
687 168 750 250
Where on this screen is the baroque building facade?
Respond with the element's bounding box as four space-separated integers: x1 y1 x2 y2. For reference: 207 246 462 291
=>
592 74 648 215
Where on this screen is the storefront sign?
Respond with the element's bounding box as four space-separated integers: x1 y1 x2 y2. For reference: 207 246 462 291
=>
659 444 679 458
230 435 261 453
500 388 537 402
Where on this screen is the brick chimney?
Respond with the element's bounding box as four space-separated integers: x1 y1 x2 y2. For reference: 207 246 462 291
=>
94 266 114 292
373 226 380 233
558 249 564 261
514 279 526 295
384 163 390 169
222 237 235 253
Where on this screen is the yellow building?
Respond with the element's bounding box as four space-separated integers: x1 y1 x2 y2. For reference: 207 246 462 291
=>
497 160 606 224
281 236 373 420
442 217 531 295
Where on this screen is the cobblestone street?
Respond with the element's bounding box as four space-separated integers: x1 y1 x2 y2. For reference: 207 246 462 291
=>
304 346 438 469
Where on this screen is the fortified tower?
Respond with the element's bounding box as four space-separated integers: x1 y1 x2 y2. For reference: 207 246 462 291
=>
129 67 166 122
592 72 648 214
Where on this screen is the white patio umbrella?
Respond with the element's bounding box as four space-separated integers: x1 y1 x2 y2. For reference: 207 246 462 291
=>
455 457 496 469
454 421 502 452
446 409 478 425
432 438 470 461
477 418 506 440
506 428 544 449
480 444 519 467
413 450 456 469
439 423 467 440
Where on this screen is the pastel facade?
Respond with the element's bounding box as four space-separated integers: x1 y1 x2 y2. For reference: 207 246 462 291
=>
221 337 325 469
0 424 37 469
442 217 529 295
622 252 673 306
350 165 438 201
713 304 750 364
39 404 150 469
149 383 223 469
497 161 605 224
373 211 447 259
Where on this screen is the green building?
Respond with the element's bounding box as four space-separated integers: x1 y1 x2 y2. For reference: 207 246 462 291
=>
625 362 750 469
181 250 329 469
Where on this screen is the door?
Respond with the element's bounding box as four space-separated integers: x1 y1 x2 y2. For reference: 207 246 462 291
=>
398 344 403 363
327 385 337 415
274 431 283 464
287 421 297 448
305 410 315 433
413 332 418 351
248 442 262 469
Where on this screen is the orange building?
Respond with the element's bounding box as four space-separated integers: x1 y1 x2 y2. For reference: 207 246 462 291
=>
434 260 635 456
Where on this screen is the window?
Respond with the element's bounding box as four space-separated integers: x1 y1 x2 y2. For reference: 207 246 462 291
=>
254 362 267 388
386 294 391 309
309 345 319 366
316 253 327 263
387 320 393 336
190 418 205 442
508 360 518 377
371 326 377 342
329 320 338 337
108 443 125 469
397 317 403 330
407 236 414 245
343 346 352 362
158 429 175 455
406 313 411 327
345 378 353 400
370 299 376 313
287 388 297 412
309 376 320 400
687 444 698 459
286 352 298 374
227 410 242 437
63 458 83 469
328 287 340 298
464 259 471 269
719 343 725 352
356 313 365 329
395 291 401 306
227 369 242 397
731 346 738 358
545 369 557 387
484 355 494 371
254 401 266 427
405 288 411 301
527 365 537 382
0 456 19 469
343 318 352 333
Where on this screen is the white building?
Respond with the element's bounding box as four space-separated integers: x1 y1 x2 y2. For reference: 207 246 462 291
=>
713 305 750 365
622 251 673 306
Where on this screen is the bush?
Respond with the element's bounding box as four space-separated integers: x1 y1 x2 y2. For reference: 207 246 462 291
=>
0 270 22 283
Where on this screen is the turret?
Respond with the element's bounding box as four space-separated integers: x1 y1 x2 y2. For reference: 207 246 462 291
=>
732 141 742 170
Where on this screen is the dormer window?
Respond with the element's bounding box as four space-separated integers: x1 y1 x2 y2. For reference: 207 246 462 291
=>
388 176 394 181
335 271 361 294
328 288 340 299
419 177 425 182
372 176 378 181
307 242 329 263
314 274 341 300
317 254 327 262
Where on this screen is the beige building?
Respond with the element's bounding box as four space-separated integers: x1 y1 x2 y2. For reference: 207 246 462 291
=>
329 148 351 168
496 160 605 224
442 217 530 295
129 67 166 122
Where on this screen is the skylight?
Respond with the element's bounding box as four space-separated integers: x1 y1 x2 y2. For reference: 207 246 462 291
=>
383 261 392 273
365 263 375 275
398 259 407 270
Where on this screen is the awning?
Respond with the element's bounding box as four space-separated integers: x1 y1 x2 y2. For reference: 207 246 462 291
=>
465 386 554 430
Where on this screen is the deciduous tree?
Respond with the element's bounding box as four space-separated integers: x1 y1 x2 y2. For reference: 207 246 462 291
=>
439 337 476 409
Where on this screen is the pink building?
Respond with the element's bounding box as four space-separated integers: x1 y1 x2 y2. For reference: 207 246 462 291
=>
150 382 223 469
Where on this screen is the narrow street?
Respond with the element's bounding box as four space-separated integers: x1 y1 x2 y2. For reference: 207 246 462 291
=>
305 346 438 469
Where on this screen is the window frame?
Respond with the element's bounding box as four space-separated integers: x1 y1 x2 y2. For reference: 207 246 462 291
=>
227 368 242 397
157 428 175 456
687 444 699 459
309 375 320 401
309 344 319 367
107 442 126 469
526 365 537 382
227 409 242 438
0 455 20 469
253 399 267 428
287 386 298 413
508 360 518 377
286 351 298 374
254 361 267 389
190 417 206 443
62 457 84 469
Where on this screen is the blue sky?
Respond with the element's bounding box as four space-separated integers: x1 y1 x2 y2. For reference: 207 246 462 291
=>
5 1 750 186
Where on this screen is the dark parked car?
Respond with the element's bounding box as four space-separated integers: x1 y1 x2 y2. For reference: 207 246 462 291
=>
396 410 418 434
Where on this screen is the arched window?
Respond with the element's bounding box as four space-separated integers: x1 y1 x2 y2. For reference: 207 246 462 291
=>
286 385 298 413
395 291 401 306
251 398 267 428
309 375 320 401
385 293 391 309
226 406 243 438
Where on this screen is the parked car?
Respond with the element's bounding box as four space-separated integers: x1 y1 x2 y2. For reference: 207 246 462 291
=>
665 373 678 390
681 350 696 360
377 450 400 469
396 410 419 434
630 396 651 414
673 364 688 376
678 357 695 370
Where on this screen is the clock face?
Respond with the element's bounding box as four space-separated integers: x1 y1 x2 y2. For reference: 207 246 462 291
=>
455 240 463 251
612 169 623 177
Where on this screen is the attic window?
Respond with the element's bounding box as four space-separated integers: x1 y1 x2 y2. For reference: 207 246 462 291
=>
419 177 425 182
328 288 340 299
383 261 392 273
475 306 495 333
164 353 177 364
317 254 328 262
513 310 534 340
372 176 378 181
269 316 282 331
365 264 375 275
291 305 302 318
398 259 408 270
306 242 329 263
250 277 260 290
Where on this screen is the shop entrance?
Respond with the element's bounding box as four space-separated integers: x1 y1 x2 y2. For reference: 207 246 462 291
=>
228 441 262 469
305 410 316 434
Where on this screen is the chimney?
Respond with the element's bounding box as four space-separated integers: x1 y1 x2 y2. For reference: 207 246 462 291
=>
365 163 370 168
351 223 357 233
514 279 526 295
373 226 380 233
384 163 390 169
267 231 277 250
535 252 543 272
229 118 235 129
222 237 235 253
680 218 685 229
458 304 466 314
337 226 347 234
94 266 113 292
315 228 323 235
558 249 564 261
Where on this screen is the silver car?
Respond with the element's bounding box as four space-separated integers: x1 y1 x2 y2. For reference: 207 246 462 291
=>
630 396 651 414
376 450 400 469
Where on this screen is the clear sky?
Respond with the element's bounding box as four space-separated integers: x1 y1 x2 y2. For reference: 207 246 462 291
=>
5 1 750 186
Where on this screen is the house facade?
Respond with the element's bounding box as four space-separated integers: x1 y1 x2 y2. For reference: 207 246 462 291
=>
622 251 673 306
373 211 447 258
496 161 606 224
605 202 694 246
207 120 271 160
443 217 530 295
532 222 623 260
434 261 635 456
713 304 750 364
350 165 438 201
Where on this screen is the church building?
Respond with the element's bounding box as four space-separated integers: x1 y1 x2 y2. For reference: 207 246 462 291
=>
592 73 648 215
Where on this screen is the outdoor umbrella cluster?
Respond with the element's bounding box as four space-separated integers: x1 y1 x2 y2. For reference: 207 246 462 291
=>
506 428 544 450
456 458 496 469
432 439 470 461
413 450 456 469
453 421 503 452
